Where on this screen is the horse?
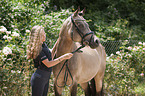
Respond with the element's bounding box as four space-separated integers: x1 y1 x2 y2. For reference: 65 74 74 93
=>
52 8 106 96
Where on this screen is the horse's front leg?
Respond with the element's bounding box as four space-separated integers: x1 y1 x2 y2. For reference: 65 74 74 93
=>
54 83 63 96
69 82 77 96
94 76 104 96
80 82 92 96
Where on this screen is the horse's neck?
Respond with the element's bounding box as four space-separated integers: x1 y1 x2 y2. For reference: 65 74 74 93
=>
56 22 75 56
57 37 74 56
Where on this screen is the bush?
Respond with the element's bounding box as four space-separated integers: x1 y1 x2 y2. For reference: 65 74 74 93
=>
1 0 144 95
50 0 145 36
104 40 145 95
0 26 33 95
0 7 72 95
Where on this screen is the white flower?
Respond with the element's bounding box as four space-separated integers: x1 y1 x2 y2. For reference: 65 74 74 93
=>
140 73 144 77
106 57 110 60
125 40 128 42
7 36 12 41
143 42 145 47
11 32 20 37
17 70 21 73
11 70 16 73
14 29 19 31
128 54 132 57
3 35 12 41
3 35 8 39
11 25 15 28
127 46 132 50
26 29 30 33
116 51 120 55
110 53 114 57
0 26 7 33
66 9 69 13
2 47 12 56
6 31 11 35
143 48 145 50
138 42 142 45
132 46 139 51
132 48 136 51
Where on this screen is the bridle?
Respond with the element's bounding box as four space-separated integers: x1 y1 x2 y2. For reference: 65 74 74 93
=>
71 15 94 47
55 15 95 88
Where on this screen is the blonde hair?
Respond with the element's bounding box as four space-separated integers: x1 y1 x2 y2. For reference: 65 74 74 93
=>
27 25 44 59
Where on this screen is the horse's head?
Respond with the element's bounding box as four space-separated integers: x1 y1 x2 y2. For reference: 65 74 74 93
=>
59 8 100 49
68 8 100 48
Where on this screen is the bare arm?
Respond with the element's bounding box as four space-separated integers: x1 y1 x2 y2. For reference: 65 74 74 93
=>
42 53 73 68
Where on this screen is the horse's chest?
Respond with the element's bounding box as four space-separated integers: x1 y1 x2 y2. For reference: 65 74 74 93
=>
79 47 101 65
71 47 101 83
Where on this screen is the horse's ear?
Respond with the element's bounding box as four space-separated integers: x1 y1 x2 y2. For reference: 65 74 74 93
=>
74 7 80 17
80 8 86 16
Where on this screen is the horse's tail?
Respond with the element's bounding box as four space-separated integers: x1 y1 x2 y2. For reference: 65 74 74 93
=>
90 78 104 96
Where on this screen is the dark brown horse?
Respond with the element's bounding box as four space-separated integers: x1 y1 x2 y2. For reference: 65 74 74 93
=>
52 8 106 96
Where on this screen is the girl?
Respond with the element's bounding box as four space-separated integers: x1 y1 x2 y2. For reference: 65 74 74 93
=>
27 25 73 96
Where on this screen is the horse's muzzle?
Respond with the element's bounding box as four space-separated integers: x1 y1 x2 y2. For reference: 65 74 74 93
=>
89 38 100 49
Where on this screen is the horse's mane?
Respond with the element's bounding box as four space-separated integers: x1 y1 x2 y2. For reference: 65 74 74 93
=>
59 16 71 37
52 16 72 59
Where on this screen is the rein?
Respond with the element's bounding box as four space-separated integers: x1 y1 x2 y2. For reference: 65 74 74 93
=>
56 15 93 88
55 45 85 88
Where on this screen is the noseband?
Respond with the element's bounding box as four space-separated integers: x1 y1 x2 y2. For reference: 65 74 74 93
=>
71 15 94 46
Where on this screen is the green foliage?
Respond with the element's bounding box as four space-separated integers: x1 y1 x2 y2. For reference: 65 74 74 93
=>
135 82 145 95
0 0 13 30
1 0 145 95
32 9 72 47
50 0 145 41
95 18 130 41
0 26 33 95
85 11 145 41
0 1 72 95
104 41 145 95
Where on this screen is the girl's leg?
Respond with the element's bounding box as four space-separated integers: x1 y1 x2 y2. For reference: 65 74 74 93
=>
42 71 51 96
31 72 45 96
31 69 51 96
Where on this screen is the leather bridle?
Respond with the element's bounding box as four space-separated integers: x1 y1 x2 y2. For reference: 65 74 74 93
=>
71 15 94 46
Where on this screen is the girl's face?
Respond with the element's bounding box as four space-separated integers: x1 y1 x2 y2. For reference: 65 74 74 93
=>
42 30 46 42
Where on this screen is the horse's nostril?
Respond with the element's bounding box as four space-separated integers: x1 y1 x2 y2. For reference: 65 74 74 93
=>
95 39 99 44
